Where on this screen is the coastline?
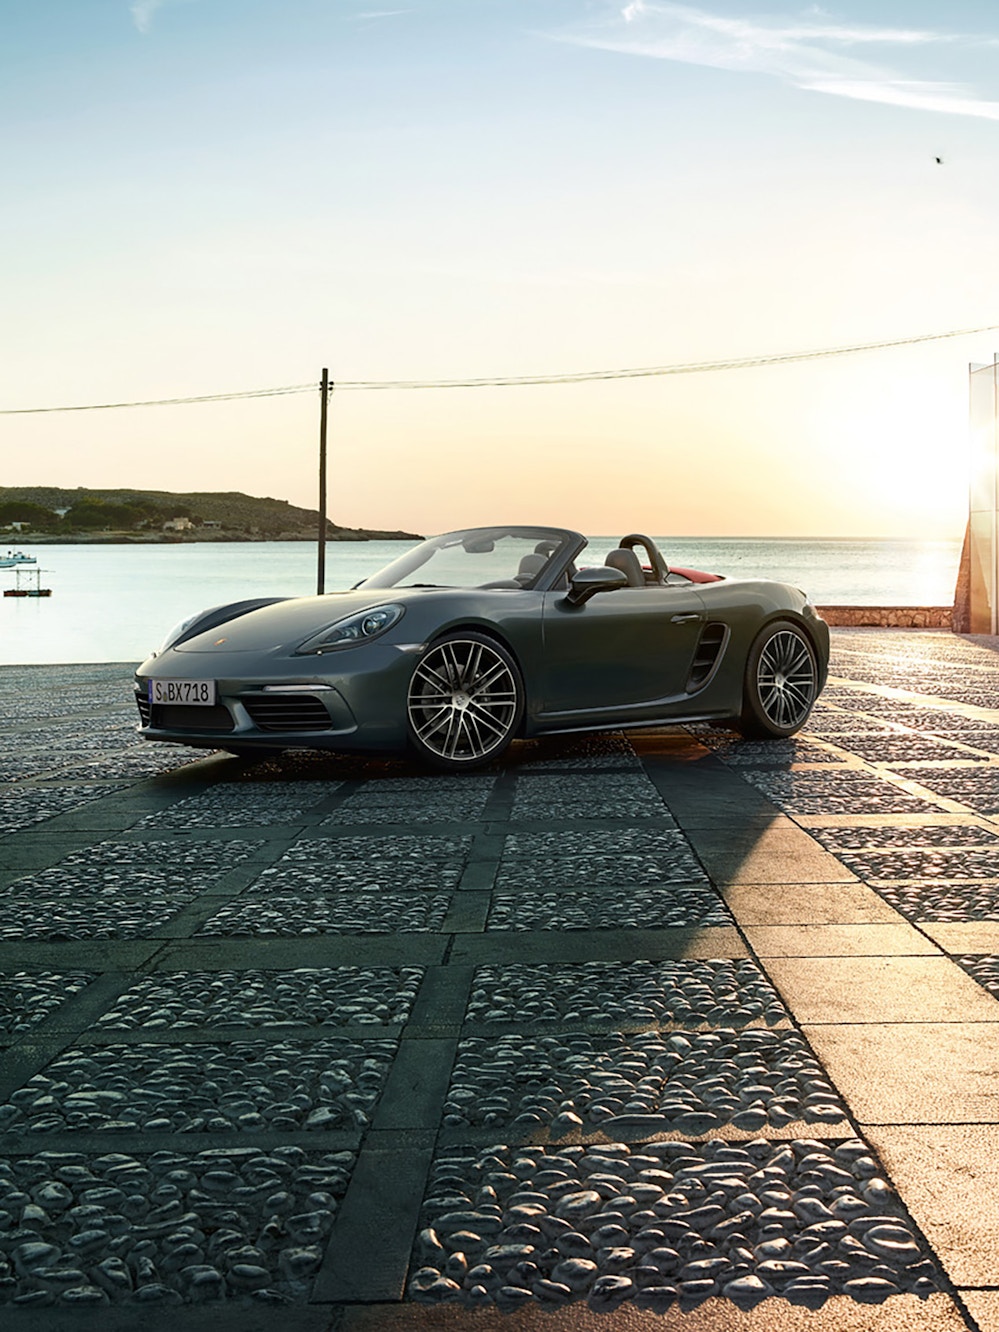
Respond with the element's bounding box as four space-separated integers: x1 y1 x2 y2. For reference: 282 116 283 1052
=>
9 529 421 544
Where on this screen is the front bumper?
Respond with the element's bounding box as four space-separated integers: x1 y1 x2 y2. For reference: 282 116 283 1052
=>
134 642 417 753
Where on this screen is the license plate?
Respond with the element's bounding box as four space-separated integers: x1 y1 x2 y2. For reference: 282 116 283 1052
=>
149 679 217 706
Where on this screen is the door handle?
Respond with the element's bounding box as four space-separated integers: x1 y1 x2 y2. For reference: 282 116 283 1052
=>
671 612 702 624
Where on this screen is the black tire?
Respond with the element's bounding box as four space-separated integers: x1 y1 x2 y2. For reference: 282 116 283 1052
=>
739 619 818 738
407 631 524 771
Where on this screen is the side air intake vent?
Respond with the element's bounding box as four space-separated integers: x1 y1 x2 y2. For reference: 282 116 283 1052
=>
686 623 728 692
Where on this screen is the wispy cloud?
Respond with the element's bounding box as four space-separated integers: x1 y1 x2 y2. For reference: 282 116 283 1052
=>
130 0 197 34
559 2 999 121
351 9 415 19
131 0 163 30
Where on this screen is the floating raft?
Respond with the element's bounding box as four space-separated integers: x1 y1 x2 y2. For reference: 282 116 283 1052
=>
3 567 52 597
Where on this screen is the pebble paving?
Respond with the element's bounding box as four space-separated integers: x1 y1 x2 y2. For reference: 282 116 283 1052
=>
487 887 731 932
325 777 494 825
196 891 453 936
888 710 994 732
825 848 999 880
956 955 999 997
495 832 706 889
812 825 999 850
869 883 999 924
57 748 207 780
7 839 257 891
735 770 941 815
697 737 841 765
442 1028 847 1134
820 736 991 764
0 1146 354 1306
252 845 467 894
0 786 128 834
510 775 668 821
0 972 96 1037
515 734 641 769
140 783 339 828
2 1038 397 1133
806 722 895 738
949 730 999 754
895 769 999 812
0 889 207 942
0 841 259 941
465 961 789 1030
96 968 425 1030
410 1138 937 1310
1 643 996 1317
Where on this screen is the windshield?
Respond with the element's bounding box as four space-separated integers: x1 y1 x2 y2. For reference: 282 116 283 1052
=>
361 526 576 590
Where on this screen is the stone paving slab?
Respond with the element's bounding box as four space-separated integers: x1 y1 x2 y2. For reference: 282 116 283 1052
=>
341 1296 970 1332
721 882 908 926
765 956 999 1023
803 1022 999 1123
964 1294 999 1332
743 923 941 956
687 824 860 885
864 1126 999 1287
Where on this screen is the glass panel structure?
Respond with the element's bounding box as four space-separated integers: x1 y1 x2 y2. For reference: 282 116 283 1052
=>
969 357 999 633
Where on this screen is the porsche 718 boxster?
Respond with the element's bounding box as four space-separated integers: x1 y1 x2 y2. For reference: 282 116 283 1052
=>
134 526 830 770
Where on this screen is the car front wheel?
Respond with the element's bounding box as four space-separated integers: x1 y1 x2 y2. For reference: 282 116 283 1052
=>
740 620 818 737
407 631 524 770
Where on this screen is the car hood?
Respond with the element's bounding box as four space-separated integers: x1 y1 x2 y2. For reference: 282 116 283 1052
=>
172 589 408 654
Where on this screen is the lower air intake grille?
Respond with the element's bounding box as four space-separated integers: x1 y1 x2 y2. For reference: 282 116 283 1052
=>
241 694 333 732
135 693 151 726
150 704 235 732
687 623 728 691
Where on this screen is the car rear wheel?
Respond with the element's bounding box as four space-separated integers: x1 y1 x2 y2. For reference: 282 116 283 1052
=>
740 620 818 737
407 631 524 770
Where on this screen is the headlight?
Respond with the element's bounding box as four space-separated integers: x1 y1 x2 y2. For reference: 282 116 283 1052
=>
295 604 404 655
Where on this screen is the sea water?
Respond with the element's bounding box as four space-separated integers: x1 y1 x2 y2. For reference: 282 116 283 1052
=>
0 536 962 666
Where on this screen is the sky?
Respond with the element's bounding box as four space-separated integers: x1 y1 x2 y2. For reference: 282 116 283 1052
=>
4 0 999 538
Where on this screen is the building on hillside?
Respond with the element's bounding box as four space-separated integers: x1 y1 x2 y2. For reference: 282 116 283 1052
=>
163 517 194 532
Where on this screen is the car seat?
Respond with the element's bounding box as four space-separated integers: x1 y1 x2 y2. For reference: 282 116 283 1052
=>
603 548 645 587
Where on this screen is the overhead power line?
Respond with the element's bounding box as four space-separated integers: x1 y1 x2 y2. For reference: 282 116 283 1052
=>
339 322 999 390
0 383 314 416
1 322 996 415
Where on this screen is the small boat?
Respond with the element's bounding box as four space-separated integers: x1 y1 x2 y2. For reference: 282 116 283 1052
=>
3 567 51 597
0 550 37 569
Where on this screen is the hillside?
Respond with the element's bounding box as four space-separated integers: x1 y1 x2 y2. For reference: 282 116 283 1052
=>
0 487 420 542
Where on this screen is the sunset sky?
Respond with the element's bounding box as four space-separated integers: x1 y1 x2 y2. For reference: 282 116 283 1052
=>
4 1 999 538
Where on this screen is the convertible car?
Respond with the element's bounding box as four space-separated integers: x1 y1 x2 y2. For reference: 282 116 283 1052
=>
134 526 829 770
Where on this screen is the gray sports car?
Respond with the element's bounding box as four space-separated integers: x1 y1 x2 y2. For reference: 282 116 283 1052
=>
134 526 829 770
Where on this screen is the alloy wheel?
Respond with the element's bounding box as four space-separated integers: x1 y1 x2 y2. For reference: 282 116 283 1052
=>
408 636 520 765
756 628 817 729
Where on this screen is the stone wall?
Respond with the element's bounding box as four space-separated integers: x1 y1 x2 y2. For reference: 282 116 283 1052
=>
817 606 955 629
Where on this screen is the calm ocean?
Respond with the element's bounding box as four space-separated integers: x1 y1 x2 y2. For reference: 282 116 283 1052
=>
0 536 962 666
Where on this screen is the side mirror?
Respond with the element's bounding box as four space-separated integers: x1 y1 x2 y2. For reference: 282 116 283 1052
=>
565 565 629 606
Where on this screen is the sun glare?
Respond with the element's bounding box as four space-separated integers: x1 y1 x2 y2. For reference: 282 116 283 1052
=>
809 367 969 537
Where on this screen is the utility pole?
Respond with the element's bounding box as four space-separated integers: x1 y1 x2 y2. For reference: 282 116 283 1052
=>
317 367 331 595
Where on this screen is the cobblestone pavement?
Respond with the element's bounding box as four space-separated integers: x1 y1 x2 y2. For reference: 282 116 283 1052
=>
3 634 999 1330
